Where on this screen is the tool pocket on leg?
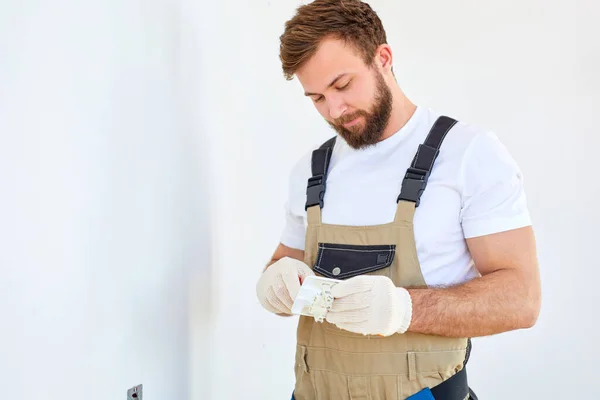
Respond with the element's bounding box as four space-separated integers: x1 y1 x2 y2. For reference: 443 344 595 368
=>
313 243 395 280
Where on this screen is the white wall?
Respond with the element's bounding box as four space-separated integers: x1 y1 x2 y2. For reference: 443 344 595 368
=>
0 1 209 399
196 1 599 399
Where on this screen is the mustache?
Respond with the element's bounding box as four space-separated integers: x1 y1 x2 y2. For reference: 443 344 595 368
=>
335 111 368 125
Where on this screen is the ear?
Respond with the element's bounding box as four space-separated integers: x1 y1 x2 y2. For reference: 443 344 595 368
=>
374 44 393 73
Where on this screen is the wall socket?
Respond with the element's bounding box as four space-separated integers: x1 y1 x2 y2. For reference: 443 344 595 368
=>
127 384 143 400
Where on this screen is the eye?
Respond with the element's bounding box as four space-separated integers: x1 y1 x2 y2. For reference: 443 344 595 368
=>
336 80 352 90
312 95 325 103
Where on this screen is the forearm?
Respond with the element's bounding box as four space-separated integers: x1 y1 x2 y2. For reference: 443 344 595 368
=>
407 269 540 338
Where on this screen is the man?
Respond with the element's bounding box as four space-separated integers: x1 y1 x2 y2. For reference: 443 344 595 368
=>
255 1 541 399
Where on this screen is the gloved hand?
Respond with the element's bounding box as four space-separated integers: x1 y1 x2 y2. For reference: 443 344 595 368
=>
256 256 315 315
326 275 412 336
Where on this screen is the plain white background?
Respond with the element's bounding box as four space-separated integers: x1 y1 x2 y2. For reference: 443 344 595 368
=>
0 1 210 399
0 0 598 399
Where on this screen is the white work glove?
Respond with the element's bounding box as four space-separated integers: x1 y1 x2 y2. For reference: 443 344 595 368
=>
256 257 315 315
326 275 412 336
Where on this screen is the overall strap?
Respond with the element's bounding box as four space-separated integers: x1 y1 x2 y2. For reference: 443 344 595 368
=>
305 136 336 211
397 116 457 207
305 136 336 226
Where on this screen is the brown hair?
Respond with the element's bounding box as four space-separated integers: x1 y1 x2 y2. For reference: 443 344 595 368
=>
279 0 388 80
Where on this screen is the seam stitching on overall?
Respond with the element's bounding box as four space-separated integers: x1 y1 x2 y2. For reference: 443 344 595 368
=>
306 367 449 375
347 375 353 400
318 244 396 252
305 346 466 356
316 245 325 268
312 223 411 230
312 370 318 400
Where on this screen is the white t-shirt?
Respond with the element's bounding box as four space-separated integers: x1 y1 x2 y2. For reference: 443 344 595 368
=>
279 106 532 286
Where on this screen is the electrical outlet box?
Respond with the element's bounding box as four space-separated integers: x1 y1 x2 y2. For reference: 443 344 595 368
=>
127 384 143 400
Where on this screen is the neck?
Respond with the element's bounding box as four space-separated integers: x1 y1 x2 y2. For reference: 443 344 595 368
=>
380 86 417 141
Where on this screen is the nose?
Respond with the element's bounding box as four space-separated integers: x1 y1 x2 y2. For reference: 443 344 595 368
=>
328 95 347 120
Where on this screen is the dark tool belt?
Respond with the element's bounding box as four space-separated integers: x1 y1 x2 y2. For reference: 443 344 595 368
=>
408 338 478 400
407 368 478 400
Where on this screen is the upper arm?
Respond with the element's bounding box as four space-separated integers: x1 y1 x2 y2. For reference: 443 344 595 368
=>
271 242 305 263
263 243 305 272
466 226 541 324
466 226 539 278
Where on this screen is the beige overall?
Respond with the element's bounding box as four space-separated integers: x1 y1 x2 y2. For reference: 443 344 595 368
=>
293 117 471 400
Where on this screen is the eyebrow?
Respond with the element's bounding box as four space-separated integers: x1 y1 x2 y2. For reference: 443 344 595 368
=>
304 73 348 96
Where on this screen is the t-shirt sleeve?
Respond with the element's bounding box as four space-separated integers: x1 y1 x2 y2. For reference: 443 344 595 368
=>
459 131 532 238
279 202 307 250
278 150 312 251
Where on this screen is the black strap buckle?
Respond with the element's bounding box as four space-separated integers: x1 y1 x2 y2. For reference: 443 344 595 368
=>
397 167 430 207
305 174 326 210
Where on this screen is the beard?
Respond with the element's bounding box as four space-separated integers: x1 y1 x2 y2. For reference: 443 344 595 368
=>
327 70 393 150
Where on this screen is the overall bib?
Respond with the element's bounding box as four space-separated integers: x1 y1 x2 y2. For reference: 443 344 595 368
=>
293 117 476 400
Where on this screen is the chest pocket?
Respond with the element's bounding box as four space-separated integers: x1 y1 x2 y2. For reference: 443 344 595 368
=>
313 243 395 280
